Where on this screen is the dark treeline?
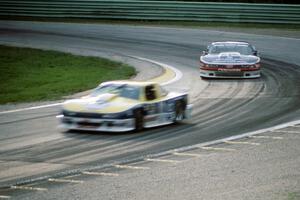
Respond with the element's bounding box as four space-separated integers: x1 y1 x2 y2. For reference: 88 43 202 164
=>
154 0 298 4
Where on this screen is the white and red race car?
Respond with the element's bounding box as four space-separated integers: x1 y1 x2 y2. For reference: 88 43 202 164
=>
200 41 261 78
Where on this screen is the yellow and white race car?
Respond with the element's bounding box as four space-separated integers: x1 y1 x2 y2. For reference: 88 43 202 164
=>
57 81 192 132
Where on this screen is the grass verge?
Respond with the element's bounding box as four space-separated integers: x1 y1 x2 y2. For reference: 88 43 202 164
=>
0 45 136 104
287 192 300 200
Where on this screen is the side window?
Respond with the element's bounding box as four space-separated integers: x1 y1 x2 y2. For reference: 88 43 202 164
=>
145 85 156 101
120 86 140 100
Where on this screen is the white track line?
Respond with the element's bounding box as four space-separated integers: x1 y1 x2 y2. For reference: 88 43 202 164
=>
114 164 149 170
145 158 181 163
5 120 300 188
48 178 83 184
0 57 181 115
200 146 236 151
173 152 202 157
151 120 300 159
0 103 62 115
0 195 11 199
82 171 119 177
248 135 283 140
224 141 260 146
10 185 47 191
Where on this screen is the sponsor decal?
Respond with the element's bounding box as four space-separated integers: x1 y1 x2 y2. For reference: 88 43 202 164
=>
218 68 241 72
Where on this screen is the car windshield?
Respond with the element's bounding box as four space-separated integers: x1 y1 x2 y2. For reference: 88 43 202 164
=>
90 83 140 100
209 44 253 55
90 84 124 97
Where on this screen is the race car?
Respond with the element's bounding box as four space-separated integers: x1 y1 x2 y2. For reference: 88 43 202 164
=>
57 80 192 132
200 41 261 78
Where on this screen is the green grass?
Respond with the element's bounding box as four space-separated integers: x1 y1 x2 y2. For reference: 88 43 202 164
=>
287 192 300 200
0 45 136 104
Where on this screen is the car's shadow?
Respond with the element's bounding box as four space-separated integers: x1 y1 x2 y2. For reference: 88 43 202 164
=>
62 121 197 139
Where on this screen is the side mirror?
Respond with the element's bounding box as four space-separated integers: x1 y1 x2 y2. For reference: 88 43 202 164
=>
253 50 258 56
202 51 207 56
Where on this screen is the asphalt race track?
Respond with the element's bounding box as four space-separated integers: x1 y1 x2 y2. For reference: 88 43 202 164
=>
0 21 300 193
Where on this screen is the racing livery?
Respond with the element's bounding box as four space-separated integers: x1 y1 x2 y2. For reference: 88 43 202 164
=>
200 41 261 78
57 81 192 132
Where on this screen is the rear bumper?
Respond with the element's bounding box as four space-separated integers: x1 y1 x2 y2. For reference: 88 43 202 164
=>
200 69 261 79
56 115 135 132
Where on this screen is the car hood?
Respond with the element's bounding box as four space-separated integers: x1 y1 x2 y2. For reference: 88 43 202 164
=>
201 52 260 65
62 93 140 114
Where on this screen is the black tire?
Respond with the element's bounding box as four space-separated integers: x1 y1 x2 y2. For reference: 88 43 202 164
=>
174 101 185 123
134 109 144 131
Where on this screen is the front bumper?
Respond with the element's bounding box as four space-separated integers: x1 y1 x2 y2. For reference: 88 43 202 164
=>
200 69 261 79
56 115 135 132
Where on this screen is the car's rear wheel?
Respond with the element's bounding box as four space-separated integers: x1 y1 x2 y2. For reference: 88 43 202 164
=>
134 109 144 131
174 101 185 123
